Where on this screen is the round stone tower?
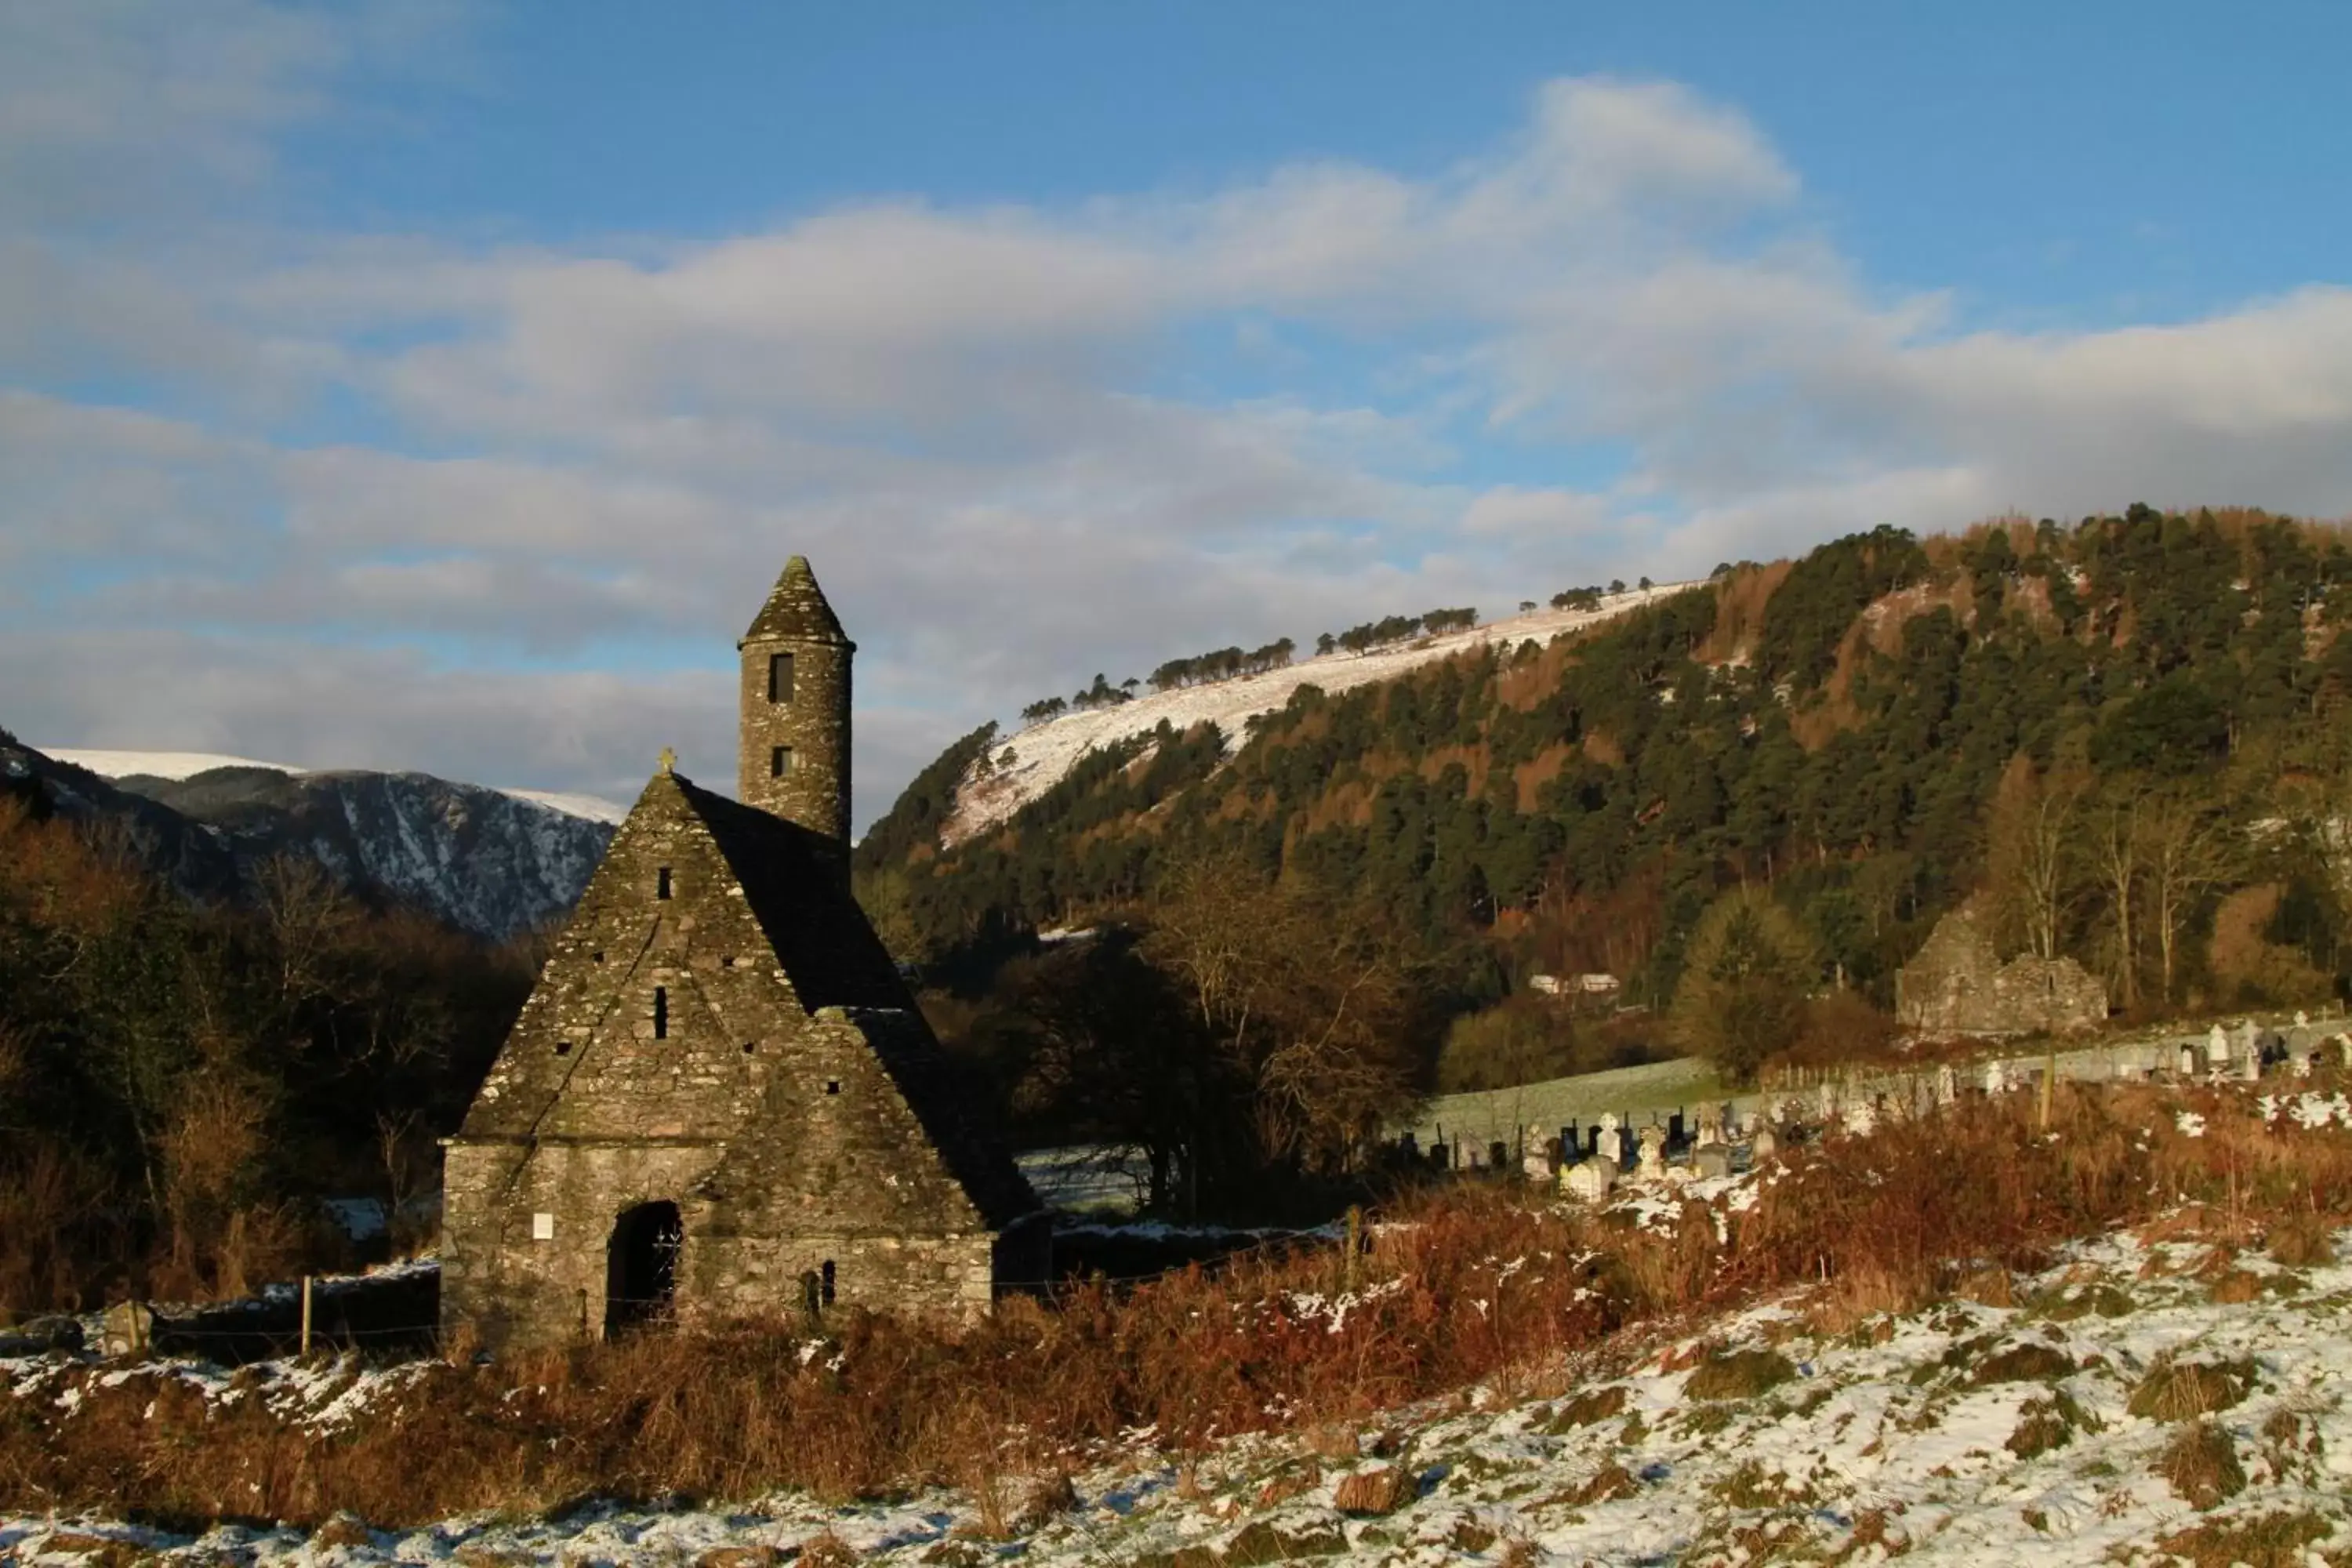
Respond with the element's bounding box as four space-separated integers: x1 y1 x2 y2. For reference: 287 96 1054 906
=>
738 555 854 848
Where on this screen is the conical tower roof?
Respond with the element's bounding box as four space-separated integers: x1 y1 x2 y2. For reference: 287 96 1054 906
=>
740 554 851 647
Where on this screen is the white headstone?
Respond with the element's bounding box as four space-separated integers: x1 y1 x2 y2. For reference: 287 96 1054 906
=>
1596 1112 1623 1165
1562 1158 1614 1202
1934 1064 1958 1106
2209 1022 2230 1064
1635 1123 1668 1180
1984 1058 2009 1094
1751 1125 1780 1163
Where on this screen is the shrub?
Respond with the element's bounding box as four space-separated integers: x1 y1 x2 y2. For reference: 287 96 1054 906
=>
1671 890 1818 1087
2129 1359 2252 1423
2154 1512 2334 1568
1969 1342 2074 1385
2265 1213 2336 1268
1684 1348 1796 1403
2157 1421 2245 1510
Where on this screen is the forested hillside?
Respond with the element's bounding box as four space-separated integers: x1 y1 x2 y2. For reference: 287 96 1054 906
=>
859 506 2352 1080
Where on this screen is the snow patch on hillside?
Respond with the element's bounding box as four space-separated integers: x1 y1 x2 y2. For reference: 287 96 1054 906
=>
42 749 628 826
947 582 1699 846
43 747 299 781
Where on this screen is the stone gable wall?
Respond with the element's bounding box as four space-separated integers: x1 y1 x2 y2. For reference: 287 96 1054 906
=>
461 781 804 1145
445 777 1004 1352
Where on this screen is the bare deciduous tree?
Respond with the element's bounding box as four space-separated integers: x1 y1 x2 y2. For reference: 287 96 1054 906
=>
2085 791 2144 1009
1984 753 2084 960
2140 791 2236 1003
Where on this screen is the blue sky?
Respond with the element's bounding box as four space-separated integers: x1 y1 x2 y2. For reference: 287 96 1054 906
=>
5 1 2350 826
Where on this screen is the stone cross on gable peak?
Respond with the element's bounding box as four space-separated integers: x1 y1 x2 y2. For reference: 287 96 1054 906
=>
659 746 677 775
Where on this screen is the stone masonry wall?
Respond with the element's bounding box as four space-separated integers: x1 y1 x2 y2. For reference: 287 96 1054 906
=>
441 1138 721 1350
1896 905 2108 1036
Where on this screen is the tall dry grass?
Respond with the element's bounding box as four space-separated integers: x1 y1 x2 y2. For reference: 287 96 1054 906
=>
4 1081 2348 1530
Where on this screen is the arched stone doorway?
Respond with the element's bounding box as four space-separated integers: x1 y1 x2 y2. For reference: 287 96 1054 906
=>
604 1200 682 1338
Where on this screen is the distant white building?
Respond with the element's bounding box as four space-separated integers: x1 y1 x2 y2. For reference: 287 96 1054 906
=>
1526 972 1619 999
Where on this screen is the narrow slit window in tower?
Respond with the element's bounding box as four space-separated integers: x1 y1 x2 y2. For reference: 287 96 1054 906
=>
656 866 673 900
653 986 668 1039
821 1259 836 1305
768 651 794 703
771 745 794 778
826 1078 840 1095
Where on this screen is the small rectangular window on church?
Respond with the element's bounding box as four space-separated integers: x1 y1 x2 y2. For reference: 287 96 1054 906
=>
826 1078 840 1095
768 652 794 703
771 746 794 778
653 985 668 1039
657 866 673 899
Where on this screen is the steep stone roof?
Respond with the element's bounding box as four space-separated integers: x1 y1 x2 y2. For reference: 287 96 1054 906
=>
673 775 1037 1229
740 555 851 648
672 775 901 1009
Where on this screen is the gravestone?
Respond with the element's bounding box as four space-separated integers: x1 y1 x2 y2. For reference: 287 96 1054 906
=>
1635 1123 1668 1181
1562 1158 1614 1202
100 1301 154 1359
1751 1125 1780 1164
1595 1113 1623 1167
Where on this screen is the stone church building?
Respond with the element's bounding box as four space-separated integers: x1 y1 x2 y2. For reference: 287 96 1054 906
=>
1895 900 2108 1037
441 557 1040 1350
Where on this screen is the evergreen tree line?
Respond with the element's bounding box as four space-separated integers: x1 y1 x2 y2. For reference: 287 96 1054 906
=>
1316 607 1478 658
1545 578 1653 612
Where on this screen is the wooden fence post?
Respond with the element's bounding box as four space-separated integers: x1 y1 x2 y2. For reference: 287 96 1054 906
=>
299 1276 313 1357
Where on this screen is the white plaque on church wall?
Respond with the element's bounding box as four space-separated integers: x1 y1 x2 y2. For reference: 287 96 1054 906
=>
531 1211 555 1240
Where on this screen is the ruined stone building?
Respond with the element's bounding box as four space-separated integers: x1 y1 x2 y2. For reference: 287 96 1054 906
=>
1895 902 2109 1036
441 557 1040 1350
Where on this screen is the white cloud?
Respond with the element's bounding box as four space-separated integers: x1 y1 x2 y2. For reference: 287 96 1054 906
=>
6 46 2352 826
1461 486 1611 539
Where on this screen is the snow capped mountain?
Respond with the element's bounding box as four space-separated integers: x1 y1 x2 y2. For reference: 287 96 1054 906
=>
947 583 1697 845
7 740 615 942
45 749 630 826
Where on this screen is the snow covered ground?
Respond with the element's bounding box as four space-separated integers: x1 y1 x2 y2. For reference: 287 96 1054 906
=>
41 748 630 826
12 1091 2352 1565
948 583 1698 846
